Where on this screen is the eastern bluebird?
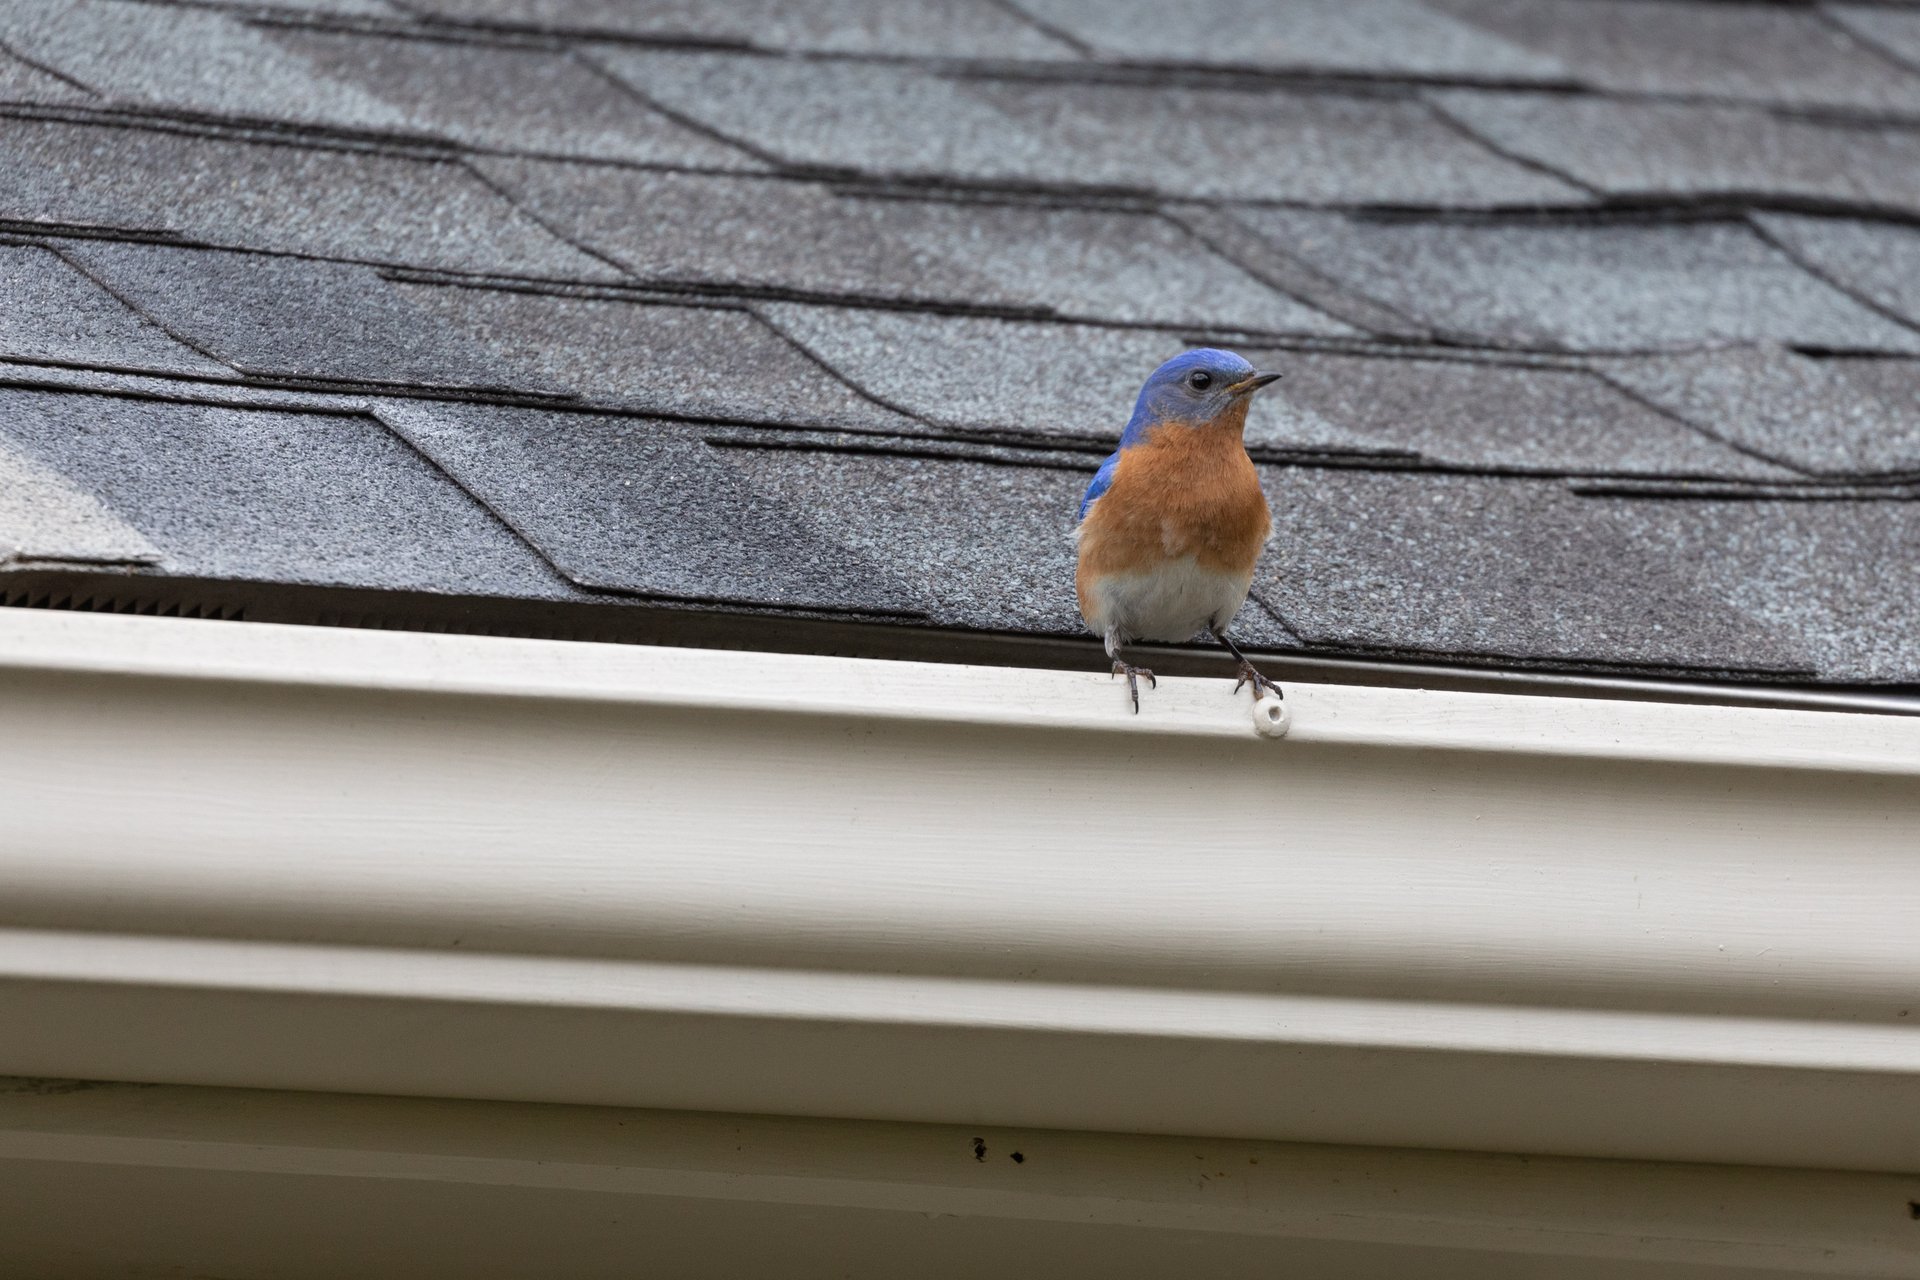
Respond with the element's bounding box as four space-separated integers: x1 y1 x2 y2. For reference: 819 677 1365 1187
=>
1075 349 1283 712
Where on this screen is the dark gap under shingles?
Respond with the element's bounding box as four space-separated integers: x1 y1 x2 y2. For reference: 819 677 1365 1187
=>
0 374 371 420
842 52 1578 96
822 184 1160 214
21 226 611 295
1567 479 1920 501
0 218 189 242
0 358 375 414
705 433 1099 473
374 267 754 309
0 352 259 390
400 12 754 53
0 101 464 161
239 10 564 50
703 425 1820 487
1289 638 1818 683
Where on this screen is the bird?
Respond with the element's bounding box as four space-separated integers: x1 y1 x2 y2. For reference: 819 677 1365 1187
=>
1074 348 1284 713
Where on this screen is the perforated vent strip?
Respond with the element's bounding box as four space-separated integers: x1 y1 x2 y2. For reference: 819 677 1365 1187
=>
0 587 243 622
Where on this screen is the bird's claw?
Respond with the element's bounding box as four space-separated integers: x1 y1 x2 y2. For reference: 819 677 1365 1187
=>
1233 662 1283 701
1111 660 1157 713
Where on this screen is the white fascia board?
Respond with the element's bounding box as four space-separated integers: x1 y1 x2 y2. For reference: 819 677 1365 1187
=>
2 1079 1917 1279
0 609 1917 1173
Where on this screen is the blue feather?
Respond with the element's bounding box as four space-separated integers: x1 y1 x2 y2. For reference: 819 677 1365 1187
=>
1078 449 1121 520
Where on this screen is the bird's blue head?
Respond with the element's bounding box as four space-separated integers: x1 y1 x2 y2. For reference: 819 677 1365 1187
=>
1121 348 1281 444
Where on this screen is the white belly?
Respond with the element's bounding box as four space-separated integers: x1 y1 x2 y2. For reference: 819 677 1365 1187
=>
1087 557 1252 646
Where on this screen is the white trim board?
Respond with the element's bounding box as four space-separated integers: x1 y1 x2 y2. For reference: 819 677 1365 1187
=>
0 1078 1915 1279
0 610 1916 1173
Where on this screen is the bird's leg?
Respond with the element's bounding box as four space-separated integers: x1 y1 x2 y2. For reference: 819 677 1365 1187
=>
1210 626 1282 702
1105 631 1156 714
1111 658 1158 713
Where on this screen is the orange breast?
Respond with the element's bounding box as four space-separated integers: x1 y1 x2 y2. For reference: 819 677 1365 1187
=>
1076 410 1271 604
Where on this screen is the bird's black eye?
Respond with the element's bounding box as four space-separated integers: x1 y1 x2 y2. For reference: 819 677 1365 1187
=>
1187 371 1212 391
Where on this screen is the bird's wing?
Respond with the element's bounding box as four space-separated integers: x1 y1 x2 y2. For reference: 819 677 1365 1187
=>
1078 449 1122 521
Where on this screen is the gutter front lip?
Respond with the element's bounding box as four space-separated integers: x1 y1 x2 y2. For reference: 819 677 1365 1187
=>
1 609 1917 773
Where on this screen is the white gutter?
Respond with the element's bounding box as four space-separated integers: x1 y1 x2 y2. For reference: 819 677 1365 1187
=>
0 609 1917 1174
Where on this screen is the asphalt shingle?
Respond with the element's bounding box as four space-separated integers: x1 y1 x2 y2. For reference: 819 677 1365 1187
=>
62 240 552 391
1 0 1916 689
1236 349 1798 477
1258 467 1821 676
375 401 921 612
0 39 92 102
757 306 1186 440
597 50 1586 206
953 76 1587 207
722 441 1301 645
1432 91 1920 217
756 308 1756 480
392 284 916 428
0 241 232 376
0 387 578 594
1599 346 1920 478
1239 209 1920 353
478 159 1350 331
1431 0 1920 112
1010 0 1569 81
397 0 1081 59
0 0 411 128
0 116 621 279
235 0 402 13
0 431 159 566
1825 5 1920 75
1754 214 1920 334
262 27 762 167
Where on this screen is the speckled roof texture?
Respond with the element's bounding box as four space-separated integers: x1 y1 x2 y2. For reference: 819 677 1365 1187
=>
5 0 1920 686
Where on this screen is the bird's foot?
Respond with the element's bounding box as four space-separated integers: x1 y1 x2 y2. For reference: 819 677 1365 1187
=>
1233 661 1283 702
1111 660 1157 713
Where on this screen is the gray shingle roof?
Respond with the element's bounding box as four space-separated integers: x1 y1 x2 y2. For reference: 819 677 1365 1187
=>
397 0 1081 59
1012 0 1570 80
1430 0 1920 112
6 0 1920 690
1431 92 1920 217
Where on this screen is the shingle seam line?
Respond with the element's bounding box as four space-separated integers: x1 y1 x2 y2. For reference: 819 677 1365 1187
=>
1420 95 1605 198
1808 2 1920 80
742 310 940 428
1745 211 1920 334
976 0 1097 58
1581 365 1837 480
565 46 784 169
44 244 243 374
452 156 635 279
0 36 101 98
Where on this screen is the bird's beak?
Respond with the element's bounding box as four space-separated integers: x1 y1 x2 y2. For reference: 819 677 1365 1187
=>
1226 371 1282 397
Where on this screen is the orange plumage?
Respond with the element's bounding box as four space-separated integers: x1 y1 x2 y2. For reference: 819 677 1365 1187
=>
1075 402 1270 622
